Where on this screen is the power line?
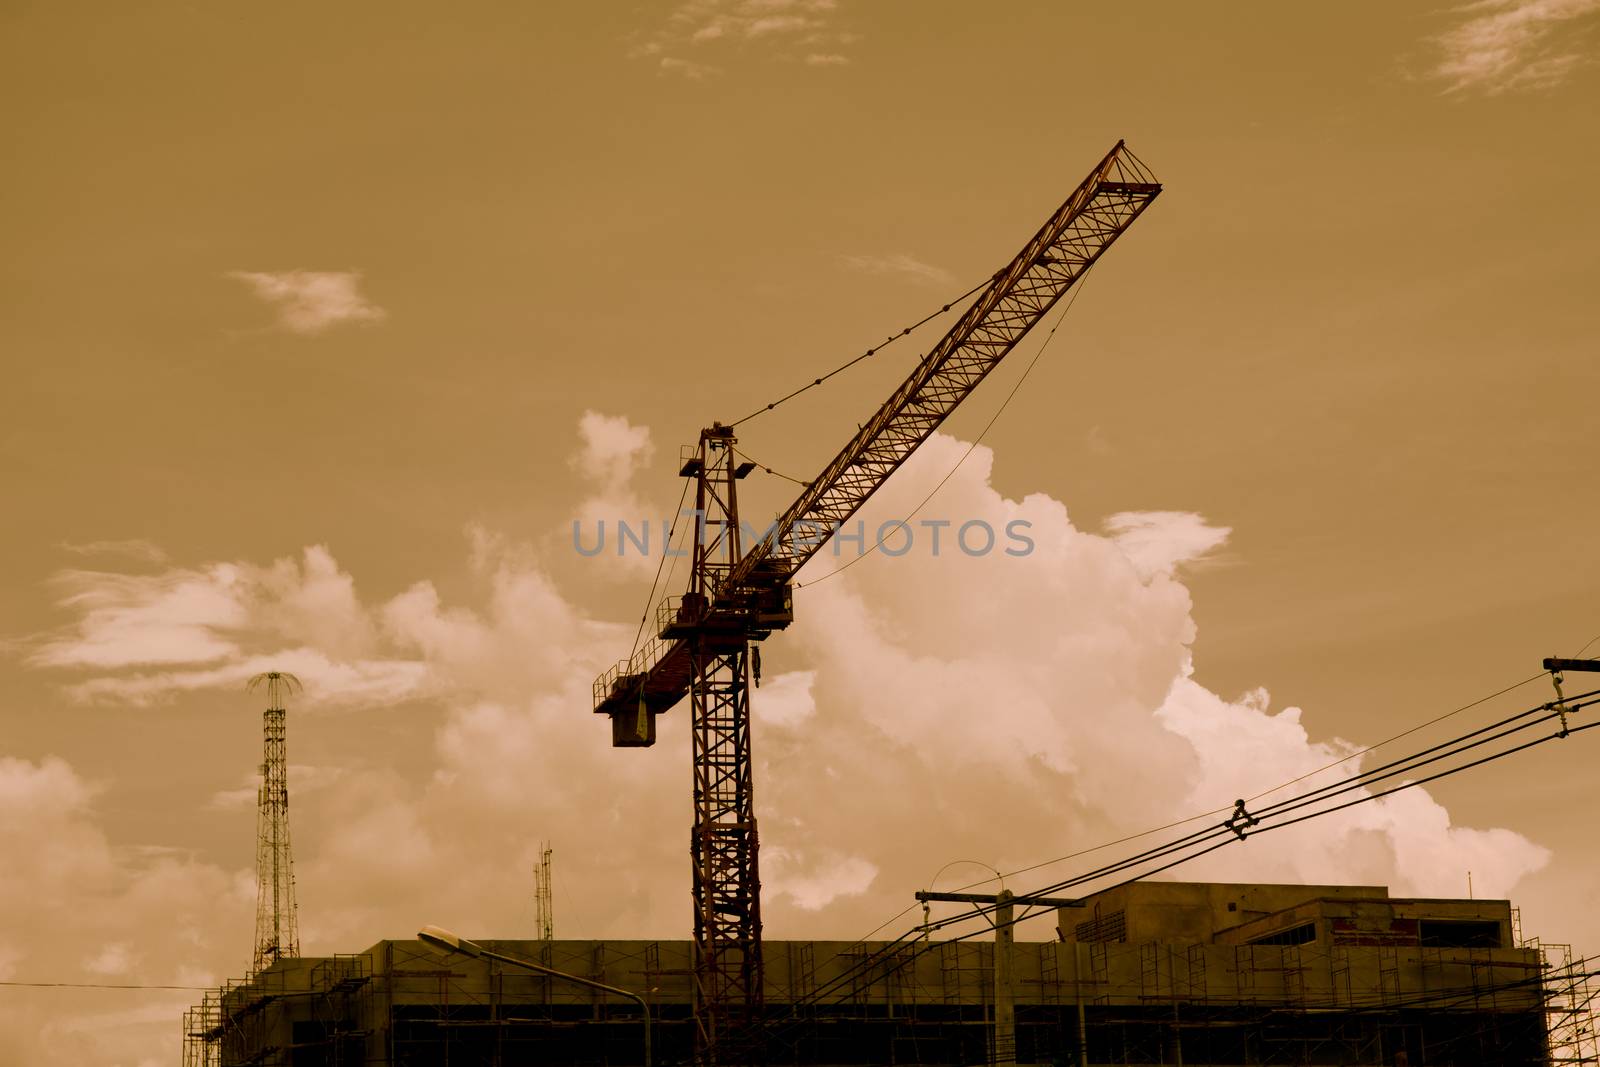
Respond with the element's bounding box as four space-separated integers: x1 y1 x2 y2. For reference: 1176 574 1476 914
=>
950 689 1600 930
0 980 209 991
776 670 1600 1028
842 667 1576 968
705 686 1600 1059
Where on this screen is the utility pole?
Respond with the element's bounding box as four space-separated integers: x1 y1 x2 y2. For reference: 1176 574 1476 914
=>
1545 657 1600 738
1542 658 1600 673
917 890 1084 1066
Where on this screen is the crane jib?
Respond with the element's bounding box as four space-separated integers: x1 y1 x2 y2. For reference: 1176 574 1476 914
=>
745 145 1159 581
593 141 1161 728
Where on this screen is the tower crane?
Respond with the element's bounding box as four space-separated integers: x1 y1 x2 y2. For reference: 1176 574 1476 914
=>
592 140 1161 1061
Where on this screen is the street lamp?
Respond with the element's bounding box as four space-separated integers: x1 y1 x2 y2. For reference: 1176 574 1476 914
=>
418 925 652 1067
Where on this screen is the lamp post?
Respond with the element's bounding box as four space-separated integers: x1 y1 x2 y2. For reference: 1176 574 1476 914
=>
418 925 652 1067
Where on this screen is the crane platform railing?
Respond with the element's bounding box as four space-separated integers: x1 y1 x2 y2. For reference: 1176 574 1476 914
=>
592 636 669 712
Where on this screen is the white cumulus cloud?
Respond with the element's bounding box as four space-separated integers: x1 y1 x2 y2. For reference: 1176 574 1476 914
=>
228 270 386 334
1426 0 1600 94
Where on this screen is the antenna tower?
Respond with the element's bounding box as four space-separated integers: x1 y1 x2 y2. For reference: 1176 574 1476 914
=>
535 842 554 940
246 671 303 972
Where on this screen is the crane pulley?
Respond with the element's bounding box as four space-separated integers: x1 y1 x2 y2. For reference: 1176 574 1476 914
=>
591 140 1162 1062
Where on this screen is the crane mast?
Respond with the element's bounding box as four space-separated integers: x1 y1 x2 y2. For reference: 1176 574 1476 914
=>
592 140 1161 1062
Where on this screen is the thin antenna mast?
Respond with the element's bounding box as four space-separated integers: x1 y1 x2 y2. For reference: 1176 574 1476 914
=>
535 842 554 940
246 671 303 973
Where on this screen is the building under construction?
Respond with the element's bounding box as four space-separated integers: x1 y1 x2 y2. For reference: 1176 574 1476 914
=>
183 880 1597 1065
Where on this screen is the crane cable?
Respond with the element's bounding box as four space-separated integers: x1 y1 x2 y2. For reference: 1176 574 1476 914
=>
730 444 808 487
730 277 990 429
793 261 1098 590
627 476 693 660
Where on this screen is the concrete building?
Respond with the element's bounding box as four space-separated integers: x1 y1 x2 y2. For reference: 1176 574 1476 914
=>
184 881 1593 1065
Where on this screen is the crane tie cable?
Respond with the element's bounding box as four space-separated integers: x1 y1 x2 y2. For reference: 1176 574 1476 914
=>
729 276 989 428
730 445 809 487
794 262 1097 590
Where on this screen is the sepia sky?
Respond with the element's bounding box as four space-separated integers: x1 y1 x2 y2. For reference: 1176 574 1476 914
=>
3 1 1599 1063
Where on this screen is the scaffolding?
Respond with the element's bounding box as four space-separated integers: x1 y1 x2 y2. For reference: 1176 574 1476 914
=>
181 991 220 1067
1528 939 1600 1065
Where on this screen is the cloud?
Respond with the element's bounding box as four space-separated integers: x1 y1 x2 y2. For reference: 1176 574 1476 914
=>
573 410 654 486
227 270 386 334
765 847 878 911
82 943 135 976
1426 0 1600 94
1103 510 1231 580
660 55 720 79
32 548 427 706
62 651 428 708
752 669 817 729
634 0 855 75
0 756 247 1066
32 565 251 669
568 410 662 579
842 252 956 287
57 540 168 565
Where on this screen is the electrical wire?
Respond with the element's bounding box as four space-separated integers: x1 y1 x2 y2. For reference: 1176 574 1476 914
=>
0 980 210 991
970 690 1600 925
891 655 1577 908
730 278 990 429
831 667 1574 986
1240 671 1548 806
702 686 1600 1059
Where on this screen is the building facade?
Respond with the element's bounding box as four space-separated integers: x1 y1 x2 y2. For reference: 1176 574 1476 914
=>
185 881 1593 1065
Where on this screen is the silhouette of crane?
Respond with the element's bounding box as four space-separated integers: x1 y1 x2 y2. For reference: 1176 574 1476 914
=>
592 141 1162 1061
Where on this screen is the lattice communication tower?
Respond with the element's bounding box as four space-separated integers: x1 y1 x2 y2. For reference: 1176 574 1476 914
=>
535 842 554 940
247 671 303 973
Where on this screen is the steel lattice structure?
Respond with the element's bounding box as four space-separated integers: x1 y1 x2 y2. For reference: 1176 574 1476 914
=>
593 141 1162 1063
535 842 554 941
686 427 765 1059
248 671 302 974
